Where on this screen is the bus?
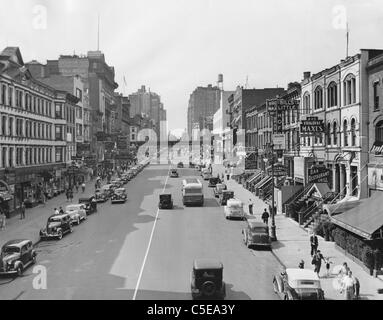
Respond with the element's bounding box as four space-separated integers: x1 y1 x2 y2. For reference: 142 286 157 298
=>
182 179 204 206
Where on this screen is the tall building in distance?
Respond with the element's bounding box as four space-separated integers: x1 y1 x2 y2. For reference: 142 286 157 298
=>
129 85 166 139
187 84 221 137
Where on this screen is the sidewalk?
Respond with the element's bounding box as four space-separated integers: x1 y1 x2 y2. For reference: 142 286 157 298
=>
0 178 99 246
211 164 383 300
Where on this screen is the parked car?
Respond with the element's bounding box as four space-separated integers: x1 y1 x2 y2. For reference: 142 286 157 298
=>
224 198 245 220
111 180 123 189
219 190 234 206
95 189 108 203
191 259 226 300
213 183 227 198
65 204 87 225
159 193 173 209
40 214 73 240
242 219 271 248
177 162 184 168
0 239 37 276
208 177 221 187
202 169 212 181
101 184 114 198
273 268 325 300
111 188 127 204
78 196 97 214
170 169 179 178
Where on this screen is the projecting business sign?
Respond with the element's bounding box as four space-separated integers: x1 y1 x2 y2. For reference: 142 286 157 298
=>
267 163 287 177
371 141 383 156
267 99 299 115
300 117 324 136
308 165 331 184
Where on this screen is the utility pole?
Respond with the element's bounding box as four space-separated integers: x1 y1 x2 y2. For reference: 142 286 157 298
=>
270 142 277 241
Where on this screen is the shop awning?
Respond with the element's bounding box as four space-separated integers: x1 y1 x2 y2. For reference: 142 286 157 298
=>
330 192 383 240
306 183 331 199
248 171 263 184
254 176 272 190
0 191 13 202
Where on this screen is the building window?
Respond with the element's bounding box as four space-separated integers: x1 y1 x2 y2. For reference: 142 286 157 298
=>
8 87 13 106
8 117 13 136
303 92 310 114
333 121 338 146
343 119 348 147
351 118 356 146
55 147 63 162
375 120 383 142
1 116 6 135
2 147 6 168
55 104 63 119
327 123 331 146
327 82 338 108
76 88 82 101
8 147 13 167
344 74 356 105
314 86 323 110
1 84 6 105
374 81 379 110
55 125 63 141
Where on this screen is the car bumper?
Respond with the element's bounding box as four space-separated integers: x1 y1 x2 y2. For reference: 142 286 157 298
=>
40 233 61 239
111 199 126 203
247 241 271 247
0 269 18 275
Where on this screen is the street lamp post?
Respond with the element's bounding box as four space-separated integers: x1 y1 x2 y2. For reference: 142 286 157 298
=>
270 142 277 241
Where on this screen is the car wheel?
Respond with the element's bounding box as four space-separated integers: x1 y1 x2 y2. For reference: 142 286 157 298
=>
57 230 63 240
16 264 23 276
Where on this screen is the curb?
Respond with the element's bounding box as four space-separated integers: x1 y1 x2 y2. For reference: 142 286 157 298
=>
270 245 287 269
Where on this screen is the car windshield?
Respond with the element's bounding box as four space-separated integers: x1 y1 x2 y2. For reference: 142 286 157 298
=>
229 204 242 209
185 188 202 194
115 189 125 194
48 217 62 223
2 246 20 254
250 226 268 233
171 170 177 173
66 205 80 211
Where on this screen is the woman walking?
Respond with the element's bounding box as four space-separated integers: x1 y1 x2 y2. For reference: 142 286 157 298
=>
0 208 6 230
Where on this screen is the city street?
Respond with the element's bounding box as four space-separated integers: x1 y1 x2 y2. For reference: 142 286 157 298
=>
0 164 281 300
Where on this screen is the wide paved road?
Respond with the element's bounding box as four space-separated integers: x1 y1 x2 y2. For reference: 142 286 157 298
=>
0 164 281 300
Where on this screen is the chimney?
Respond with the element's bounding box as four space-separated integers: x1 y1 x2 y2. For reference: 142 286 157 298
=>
303 72 311 80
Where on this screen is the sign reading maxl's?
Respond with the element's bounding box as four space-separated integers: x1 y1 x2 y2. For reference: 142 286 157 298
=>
300 117 324 135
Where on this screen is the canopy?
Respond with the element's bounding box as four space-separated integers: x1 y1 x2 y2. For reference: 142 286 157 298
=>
330 192 383 240
247 171 262 184
306 183 331 199
254 176 272 190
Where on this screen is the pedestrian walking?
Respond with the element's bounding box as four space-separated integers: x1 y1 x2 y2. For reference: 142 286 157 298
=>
0 208 6 230
221 173 224 181
248 199 253 215
75 183 79 193
310 232 319 256
340 270 356 300
324 257 333 278
66 189 70 201
339 262 350 277
20 202 26 220
298 260 305 269
69 190 73 202
262 208 270 225
350 272 360 300
312 250 325 277
54 207 59 215
59 206 64 215
81 182 86 193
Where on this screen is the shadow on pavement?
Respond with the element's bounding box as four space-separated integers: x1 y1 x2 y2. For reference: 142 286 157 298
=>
271 241 286 250
203 198 220 208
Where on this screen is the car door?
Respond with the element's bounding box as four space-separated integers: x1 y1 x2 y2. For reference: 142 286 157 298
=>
20 244 29 265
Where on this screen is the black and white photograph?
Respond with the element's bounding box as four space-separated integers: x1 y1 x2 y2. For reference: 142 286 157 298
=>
0 0 383 306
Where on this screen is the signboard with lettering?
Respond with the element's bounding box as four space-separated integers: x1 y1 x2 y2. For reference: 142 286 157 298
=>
245 152 257 170
371 141 383 156
273 134 286 150
267 163 287 177
308 165 331 184
300 117 324 136
267 99 299 116
117 136 128 150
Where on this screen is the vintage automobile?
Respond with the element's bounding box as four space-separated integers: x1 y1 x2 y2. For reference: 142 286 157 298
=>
101 184 114 198
189 162 195 168
111 188 127 204
224 198 245 220
65 204 87 225
95 189 108 203
242 219 271 248
121 174 130 184
78 196 97 214
191 259 226 300
0 239 37 276
158 193 174 209
170 169 179 178
213 183 227 198
40 214 73 240
208 177 221 188
111 180 123 189
273 268 325 300
177 162 184 168
219 190 234 206
202 169 212 181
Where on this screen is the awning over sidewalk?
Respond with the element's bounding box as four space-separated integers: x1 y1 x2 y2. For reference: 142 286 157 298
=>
247 170 262 184
330 192 383 240
306 183 331 199
254 176 272 190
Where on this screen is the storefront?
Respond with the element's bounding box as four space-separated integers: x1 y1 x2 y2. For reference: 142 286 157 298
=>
0 179 14 218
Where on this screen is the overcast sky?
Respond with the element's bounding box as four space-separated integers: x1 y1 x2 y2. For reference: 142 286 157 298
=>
1 0 383 134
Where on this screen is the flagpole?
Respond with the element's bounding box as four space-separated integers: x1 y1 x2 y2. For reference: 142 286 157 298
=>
346 22 349 58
